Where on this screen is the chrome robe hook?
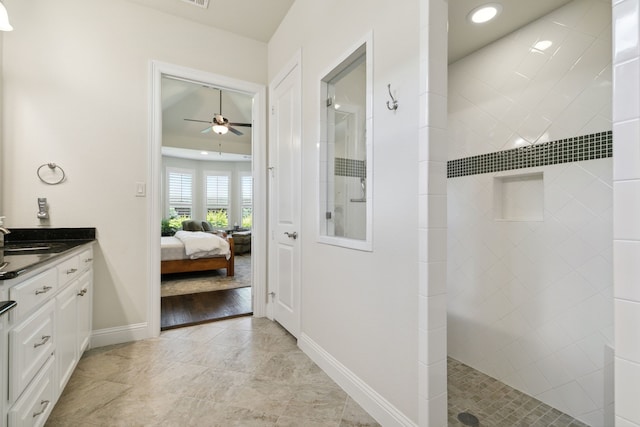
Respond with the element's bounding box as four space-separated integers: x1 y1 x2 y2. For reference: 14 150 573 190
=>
386 84 398 111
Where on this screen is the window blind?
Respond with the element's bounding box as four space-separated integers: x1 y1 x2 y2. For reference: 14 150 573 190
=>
168 170 193 217
241 175 252 206
206 174 230 207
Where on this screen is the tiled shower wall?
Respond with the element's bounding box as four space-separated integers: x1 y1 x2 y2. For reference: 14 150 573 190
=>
612 0 640 426
447 0 613 425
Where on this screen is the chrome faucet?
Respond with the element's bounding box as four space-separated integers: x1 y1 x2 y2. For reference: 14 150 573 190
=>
0 226 10 248
37 198 49 220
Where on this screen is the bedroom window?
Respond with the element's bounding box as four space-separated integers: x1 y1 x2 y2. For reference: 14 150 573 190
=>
240 172 253 229
167 168 194 218
205 171 230 228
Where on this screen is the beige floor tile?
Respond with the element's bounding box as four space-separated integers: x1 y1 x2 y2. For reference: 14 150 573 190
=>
339 397 381 426
47 375 132 421
46 318 379 427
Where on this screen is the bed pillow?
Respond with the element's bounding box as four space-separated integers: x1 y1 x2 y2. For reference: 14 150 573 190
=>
181 220 204 232
201 221 213 231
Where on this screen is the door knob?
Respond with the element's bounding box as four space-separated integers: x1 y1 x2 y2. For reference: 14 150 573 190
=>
284 231 298 239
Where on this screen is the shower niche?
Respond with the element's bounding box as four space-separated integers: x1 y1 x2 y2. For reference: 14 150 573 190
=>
493 172 544 221
318 34 372 251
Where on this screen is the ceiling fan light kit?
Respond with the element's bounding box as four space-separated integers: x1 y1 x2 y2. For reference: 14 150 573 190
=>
212 123 229 135
184 88 252 136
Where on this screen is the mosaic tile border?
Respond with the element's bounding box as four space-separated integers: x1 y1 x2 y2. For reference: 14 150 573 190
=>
335 157 366 178
447 131 612 178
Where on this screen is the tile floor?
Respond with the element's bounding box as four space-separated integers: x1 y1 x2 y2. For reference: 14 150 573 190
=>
46 317 592 427
45 316 380 427
447 358 590 427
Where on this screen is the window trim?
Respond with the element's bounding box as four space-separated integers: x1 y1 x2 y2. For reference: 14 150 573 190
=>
203 170 232 224
166 167 194 218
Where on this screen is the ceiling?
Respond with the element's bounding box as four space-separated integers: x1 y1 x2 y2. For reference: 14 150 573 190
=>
161 76 254 160
126 0 295 43
448 0 572 63
152 0 574 159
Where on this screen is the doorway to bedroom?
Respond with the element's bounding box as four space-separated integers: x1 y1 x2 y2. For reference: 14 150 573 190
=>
159 75 254 330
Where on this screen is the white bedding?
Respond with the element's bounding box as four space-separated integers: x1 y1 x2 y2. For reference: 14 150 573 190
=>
162 231 231 260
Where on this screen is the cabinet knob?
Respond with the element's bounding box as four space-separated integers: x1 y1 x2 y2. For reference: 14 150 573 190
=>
77 289 88 297
66 268 78 275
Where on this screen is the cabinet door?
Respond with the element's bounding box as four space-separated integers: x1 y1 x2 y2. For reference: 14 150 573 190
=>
55 282 77 394
9 301 54 402
8 356 55 427
0 310 6 426
76 271 92 354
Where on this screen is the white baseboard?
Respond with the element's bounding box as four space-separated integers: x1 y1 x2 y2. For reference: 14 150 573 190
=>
90 322 150 348
298 333 417 427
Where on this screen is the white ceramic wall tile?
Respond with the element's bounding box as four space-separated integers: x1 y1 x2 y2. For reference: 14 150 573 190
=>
613 119 640 181
613 0 640 421
615 357 640 425
576 0 613 37
447 1 613 424
578 332 611 367
613 58 640 122
420 0 448 423
614 180 640 240
613 0 640 64
615 299 640 361
616 416 640 427
614 240 640 301
557 380 598 416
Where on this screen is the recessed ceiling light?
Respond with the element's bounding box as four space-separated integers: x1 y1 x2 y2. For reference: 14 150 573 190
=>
468 3 502 24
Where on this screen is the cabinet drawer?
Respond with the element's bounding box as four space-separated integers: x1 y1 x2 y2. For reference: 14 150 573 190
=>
78 247 93 271
57 256 80 287
9 300 55 402
9 269 57 320
8 355 55 427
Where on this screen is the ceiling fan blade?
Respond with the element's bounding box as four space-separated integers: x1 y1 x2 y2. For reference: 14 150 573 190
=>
184 118 212 124
200 126 213 134
228 126 243 136
229 122 252 127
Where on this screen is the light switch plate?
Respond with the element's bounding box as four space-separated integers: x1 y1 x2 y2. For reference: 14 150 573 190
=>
135 182 146 197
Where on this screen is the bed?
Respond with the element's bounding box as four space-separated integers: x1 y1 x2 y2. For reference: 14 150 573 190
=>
161 231 235 276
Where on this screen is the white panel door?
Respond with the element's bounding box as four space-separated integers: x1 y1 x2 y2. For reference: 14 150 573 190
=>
269 54 301 337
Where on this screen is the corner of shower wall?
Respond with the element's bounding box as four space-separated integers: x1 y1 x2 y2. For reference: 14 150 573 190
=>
418 0 449 426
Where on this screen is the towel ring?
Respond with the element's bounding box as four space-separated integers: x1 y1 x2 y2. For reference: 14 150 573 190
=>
37 163 66 185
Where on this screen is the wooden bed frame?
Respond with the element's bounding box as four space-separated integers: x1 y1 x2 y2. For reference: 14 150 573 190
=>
161 236 235 276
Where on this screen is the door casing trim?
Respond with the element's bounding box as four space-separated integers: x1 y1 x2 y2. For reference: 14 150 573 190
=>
148 60 267 337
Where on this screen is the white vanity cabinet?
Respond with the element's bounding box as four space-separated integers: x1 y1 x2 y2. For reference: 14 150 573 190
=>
0 293 16 427
3 243 94 427
55 248 93 394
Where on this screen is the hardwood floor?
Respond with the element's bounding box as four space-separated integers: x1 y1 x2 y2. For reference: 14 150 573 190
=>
160 287 252 330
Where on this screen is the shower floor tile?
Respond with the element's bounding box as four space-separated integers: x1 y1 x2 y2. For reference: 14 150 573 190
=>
447 358 590 427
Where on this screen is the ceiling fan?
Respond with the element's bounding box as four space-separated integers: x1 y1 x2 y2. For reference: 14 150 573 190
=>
184 88 252 136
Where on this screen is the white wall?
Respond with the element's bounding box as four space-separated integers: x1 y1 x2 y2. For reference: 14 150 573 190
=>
447 1 613 425
268 0 424 423
612 0 640 426
1 0 267 331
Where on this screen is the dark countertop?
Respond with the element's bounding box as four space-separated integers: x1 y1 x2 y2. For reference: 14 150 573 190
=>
0 228 96 280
